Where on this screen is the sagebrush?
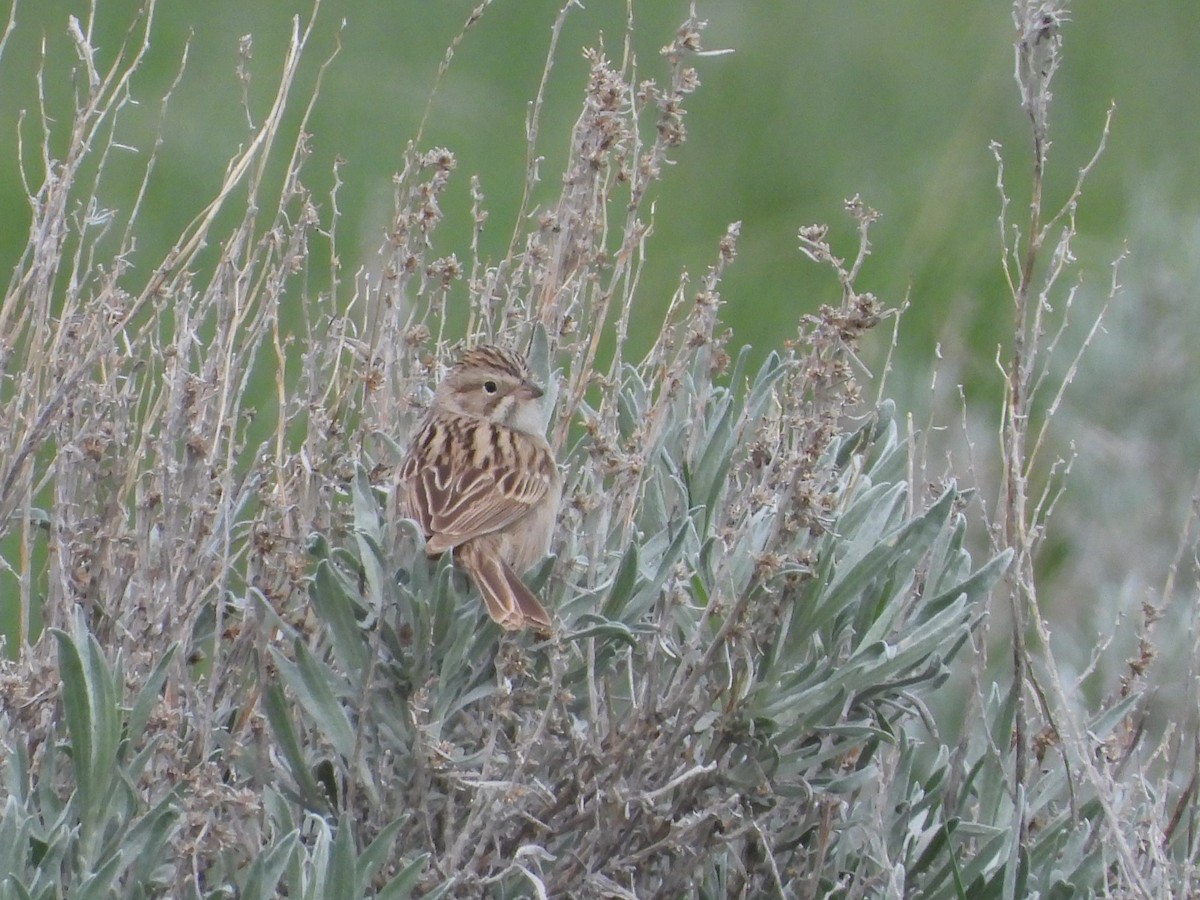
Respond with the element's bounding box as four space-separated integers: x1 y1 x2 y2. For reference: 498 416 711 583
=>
1 2 1197 899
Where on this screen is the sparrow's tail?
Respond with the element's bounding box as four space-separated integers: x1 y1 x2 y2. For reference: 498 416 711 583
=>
456 540 552 634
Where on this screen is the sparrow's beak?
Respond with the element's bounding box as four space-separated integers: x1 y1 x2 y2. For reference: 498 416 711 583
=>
516 380 544 401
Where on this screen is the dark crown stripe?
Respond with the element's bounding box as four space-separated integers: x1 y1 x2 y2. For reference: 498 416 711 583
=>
458 344 528 379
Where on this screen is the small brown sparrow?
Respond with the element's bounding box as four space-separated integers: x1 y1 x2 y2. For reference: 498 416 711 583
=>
397 345 561 632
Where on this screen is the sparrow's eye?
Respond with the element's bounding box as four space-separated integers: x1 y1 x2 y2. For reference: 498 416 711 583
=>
483 380 498 394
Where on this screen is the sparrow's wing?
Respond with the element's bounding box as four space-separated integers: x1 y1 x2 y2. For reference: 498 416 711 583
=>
399 419 555 554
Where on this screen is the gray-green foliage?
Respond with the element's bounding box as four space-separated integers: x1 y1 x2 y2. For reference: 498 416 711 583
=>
0 614 426 900
0 614 178 900
279 349 1010 895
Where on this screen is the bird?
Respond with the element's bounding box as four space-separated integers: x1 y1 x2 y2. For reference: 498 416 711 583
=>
397 344 561 632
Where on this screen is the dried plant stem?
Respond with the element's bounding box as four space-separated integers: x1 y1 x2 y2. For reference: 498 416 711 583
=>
996 4 1157 892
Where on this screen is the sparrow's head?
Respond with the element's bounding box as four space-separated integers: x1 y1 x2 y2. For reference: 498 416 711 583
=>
435 345 548 434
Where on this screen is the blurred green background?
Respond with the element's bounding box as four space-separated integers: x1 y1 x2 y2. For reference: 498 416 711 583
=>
2 1 1198 688
4 1 1196 375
